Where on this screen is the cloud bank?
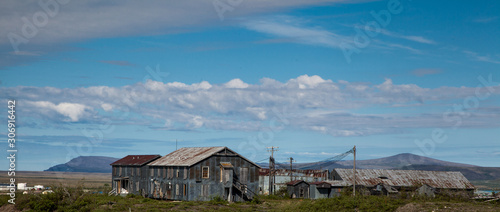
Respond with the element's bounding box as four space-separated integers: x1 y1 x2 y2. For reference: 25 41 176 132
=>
2 75 499 136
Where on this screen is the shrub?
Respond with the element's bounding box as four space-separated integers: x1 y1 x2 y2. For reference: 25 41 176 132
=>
208 195 227 205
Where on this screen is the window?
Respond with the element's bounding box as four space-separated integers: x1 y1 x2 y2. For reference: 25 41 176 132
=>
202 166 209 179
137 167 140 177
183 184 187 196
131 167 134 176
176 169 180 178
163 167 166 178
240 168 248 183
184 169 187 179
150 167 154 176
119 167 122 176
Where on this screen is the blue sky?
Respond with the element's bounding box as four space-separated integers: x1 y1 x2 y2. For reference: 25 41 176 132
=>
1 0 499 171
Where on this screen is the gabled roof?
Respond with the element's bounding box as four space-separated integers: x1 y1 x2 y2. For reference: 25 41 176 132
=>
148 146 261 168
333 168 475 189
110 155 161 166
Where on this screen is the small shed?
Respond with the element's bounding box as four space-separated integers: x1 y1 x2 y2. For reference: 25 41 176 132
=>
309 181 331 199
286 180 310 199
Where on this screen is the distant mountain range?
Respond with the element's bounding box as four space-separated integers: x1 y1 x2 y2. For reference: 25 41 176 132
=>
46 153 500 181
45 156 119 173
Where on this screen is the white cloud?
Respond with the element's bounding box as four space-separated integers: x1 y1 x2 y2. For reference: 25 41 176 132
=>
27 101 91 122
225 78 249 89
3 75 500 135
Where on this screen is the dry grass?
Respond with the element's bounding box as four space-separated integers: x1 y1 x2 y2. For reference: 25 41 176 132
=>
0 171 110 188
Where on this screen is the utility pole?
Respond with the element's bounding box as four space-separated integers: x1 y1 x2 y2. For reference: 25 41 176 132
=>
353 145 356 197
267 146 279 195
289 157 294 182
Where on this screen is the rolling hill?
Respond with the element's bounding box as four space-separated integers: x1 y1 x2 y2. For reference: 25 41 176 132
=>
45 156 119 173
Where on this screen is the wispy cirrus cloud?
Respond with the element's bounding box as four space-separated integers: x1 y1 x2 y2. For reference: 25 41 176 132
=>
411 68 442 77
100 60 136 67
472 16 498 23
463 50 500 64
379 29 436 44
243 17 352 48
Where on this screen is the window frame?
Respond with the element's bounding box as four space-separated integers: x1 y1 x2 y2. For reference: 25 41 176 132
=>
202 166 210 179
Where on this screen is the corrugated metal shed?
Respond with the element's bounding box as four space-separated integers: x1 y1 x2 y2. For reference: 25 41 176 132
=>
148 147 260 168
110 155 161 166
333 168 475 189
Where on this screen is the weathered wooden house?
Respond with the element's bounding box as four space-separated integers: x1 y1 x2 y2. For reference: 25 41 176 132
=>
110 155 161 196
147 147 261 201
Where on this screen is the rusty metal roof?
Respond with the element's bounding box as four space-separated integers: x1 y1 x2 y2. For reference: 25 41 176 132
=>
220 162 233 168
259 168 328 178
333 168 475 189
286 180 308 186
148 146 261 168
110 155 161 166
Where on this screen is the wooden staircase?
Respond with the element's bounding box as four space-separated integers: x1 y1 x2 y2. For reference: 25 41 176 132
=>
233 179 257 201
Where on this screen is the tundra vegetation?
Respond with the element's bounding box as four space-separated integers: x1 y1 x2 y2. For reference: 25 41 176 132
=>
0 184 499 211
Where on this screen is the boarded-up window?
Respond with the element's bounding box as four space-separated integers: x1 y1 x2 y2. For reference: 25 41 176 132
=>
150 167 154 176
184 169 187 179
168 167 172 179
136 181 139 192
250 167 255 182
137 167 140 177
225 170 230 183
202 166 209 179
240 168 248 184
113 167 116 176
202 184 209 197
176 169 180 178
119 167 122 176
183 184 187 196
195 166 201 181
163 167 166 178
175 184 179 196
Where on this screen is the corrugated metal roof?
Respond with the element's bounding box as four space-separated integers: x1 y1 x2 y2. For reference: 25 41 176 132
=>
148 146 261 168
286 180 308 186
110 155 161 166
333 168 475 189
259 169 328 178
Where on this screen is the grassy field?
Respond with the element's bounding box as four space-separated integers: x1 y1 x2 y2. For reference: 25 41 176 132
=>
0 190 499 212
0 171 499 211
471 179 500 191
0 171 110 189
